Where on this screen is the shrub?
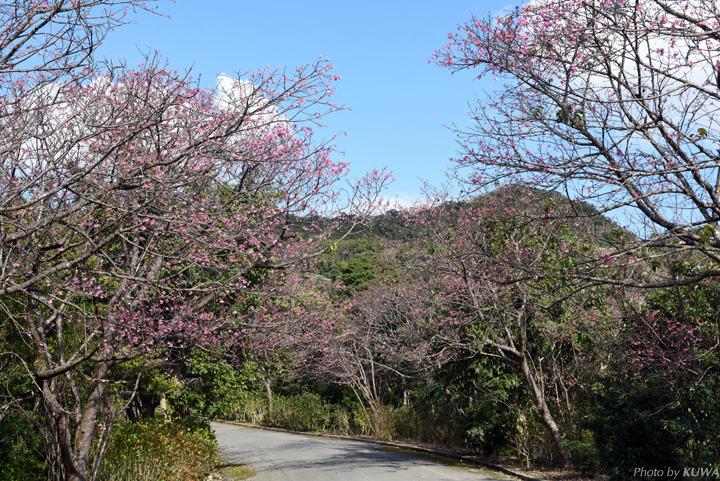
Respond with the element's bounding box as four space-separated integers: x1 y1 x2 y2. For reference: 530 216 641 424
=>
565 440 600 476
264 393 335 432
97 417 218 481
583 380 686 481
393 404 461 446
215 390 268 424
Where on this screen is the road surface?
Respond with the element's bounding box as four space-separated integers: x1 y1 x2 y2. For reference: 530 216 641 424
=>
212 422 512 481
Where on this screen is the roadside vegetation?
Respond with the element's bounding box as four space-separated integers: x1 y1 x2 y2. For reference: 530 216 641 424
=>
172 202 720 479
97 418 218 481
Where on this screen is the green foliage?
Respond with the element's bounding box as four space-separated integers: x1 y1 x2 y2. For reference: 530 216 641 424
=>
335 255 377 297
564 440 600 476
97 417 218 481
683 380 720 469
392 403 463 446
314 238 384 299
643 283 720 468
112 357 184 421
583 380 688 480
482 185 633 244
0 411 47 481
573 280 720 480
237 391 272 424
264 393 350 432
212 387 357 434
0 300 51 481
555 105 586 129
171 353 255 419
389 357 527 455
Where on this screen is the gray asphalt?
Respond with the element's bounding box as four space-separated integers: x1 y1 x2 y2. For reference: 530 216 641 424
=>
212 422 511 481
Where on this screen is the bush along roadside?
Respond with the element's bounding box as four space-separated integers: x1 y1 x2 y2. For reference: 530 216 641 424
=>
97 417 218 481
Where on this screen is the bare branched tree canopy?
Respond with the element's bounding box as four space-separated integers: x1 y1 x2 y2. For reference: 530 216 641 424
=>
435 0 720 284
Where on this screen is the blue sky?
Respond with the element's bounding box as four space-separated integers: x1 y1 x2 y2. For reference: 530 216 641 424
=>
98 0 515 205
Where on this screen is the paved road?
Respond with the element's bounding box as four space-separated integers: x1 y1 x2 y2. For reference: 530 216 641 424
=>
212 422 511 481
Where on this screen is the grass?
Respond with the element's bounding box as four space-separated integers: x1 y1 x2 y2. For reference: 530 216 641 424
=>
217 463 256 480
380 446 514 479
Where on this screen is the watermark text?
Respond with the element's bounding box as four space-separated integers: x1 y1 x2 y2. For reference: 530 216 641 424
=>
633 466 719 479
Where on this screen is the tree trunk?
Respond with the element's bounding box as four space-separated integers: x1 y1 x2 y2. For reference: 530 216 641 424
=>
43 362 110 481
264 379 273 419
518 354 573 469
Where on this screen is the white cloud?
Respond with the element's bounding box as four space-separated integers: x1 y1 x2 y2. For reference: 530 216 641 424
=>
216 74 258 111
381 191 423 211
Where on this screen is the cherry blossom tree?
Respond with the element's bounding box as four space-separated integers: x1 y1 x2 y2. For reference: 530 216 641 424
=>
435 0 720 286
411 188 608 469
0 2 390 480
0 1 160 78
432 1 720 468
297 280 446 438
